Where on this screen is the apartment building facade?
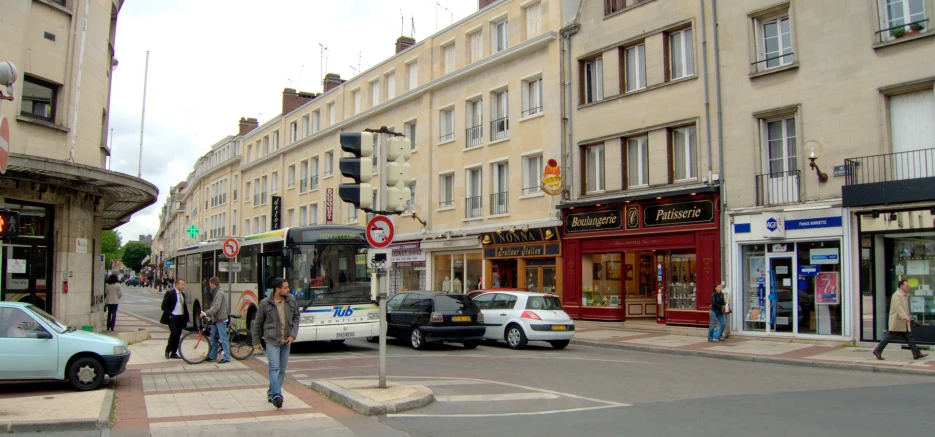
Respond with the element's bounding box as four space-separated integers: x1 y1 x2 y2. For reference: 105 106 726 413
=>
0 0 157 329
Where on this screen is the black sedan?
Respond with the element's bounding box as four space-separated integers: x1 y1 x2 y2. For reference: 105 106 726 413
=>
385 292 486 350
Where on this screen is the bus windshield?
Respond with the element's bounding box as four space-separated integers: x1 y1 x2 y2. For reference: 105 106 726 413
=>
289 244 371 307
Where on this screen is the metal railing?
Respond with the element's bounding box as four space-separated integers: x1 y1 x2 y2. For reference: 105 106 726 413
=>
522 106 542 117
490 192 509 215
465 196 482 218
439 131 455 142
523 185 541 195
310 175 319 191
490 117 509 141
875 18 929 43
439 199 454 208
755 170 801 206
300 179 308 193
844 147 935 185
466 125 483 148
751 52 794 69
324 169 333 177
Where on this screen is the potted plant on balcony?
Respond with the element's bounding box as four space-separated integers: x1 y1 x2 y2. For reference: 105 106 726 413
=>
891 26 906 39
910 22 925 34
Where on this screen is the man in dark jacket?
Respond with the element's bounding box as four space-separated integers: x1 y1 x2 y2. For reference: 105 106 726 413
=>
252 277 299 409
160 279 189 359
202 276 230 363
708 284 726 342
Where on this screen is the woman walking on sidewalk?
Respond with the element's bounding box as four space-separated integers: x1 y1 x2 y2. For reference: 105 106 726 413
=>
708 284 726 342
104 274 123 331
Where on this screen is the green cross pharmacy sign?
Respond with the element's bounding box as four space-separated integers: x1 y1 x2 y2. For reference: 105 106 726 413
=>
186 225 199 239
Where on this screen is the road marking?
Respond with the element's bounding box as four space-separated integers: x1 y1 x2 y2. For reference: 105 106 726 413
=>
436 393 561 402
387 404 627 418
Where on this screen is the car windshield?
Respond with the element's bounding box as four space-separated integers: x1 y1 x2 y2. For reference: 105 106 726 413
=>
26 305 69 333
434 295 475 312
289 244 372 307
526 296 563 310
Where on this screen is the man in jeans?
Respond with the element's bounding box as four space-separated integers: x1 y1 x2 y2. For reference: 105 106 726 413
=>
202 276 230 364
252 278 299 409
708 284 727 342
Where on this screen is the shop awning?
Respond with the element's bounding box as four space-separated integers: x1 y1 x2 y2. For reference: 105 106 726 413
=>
3 154 159 230
556 184 719 210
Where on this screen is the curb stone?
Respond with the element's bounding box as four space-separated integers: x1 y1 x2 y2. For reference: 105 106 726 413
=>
5 386 114 433
571 339 935 377
116 329 151 345
310 380 434 416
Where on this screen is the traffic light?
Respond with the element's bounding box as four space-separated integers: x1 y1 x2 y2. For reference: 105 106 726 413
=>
385 136 412 212
0 209 20 238
338 132 374 210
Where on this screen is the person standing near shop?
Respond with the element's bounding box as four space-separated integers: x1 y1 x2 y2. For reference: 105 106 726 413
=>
104 274 123 331
252 278 299 409
160 279 189 359
873 280 929 360
202 276 230 364
708 284 727 342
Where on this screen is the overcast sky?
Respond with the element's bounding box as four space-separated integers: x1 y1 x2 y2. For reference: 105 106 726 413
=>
109 0 478 242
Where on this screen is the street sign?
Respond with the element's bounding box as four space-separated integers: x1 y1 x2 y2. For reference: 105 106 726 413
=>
0 116 10 174
366 215 395 248
217 261 242 273
222 238 240 258
164 259 175 268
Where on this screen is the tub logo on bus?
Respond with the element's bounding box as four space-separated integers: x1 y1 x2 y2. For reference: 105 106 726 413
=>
333 305 354 317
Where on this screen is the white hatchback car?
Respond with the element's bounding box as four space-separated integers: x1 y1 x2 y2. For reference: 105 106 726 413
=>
472 291 574 349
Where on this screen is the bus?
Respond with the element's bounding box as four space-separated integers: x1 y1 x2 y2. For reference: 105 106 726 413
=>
169 225 379 342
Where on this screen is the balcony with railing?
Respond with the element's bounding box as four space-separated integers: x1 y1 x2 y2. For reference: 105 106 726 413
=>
465 196 482 219
875 18 929 44
300 179 308 193
439 198 454 208
843 147 935 207
523 184 541 195
490 117 509 141
755 170 801 206
466 124 483 148
310 175 319 191
490 192 509 215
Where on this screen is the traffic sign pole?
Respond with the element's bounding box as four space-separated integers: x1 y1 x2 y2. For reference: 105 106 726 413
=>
378 132 388 389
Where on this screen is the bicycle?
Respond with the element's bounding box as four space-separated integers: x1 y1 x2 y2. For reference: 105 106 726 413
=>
178 314 254 364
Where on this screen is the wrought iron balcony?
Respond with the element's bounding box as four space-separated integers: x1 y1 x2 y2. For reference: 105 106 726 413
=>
490 191 509 215
465 196 482 218
310 175 319 191
843 147 935 207
755 170 801 206
490 117 509 141
466 125 483 148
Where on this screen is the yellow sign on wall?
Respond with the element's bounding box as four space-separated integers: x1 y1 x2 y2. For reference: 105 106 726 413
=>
541 158 563 196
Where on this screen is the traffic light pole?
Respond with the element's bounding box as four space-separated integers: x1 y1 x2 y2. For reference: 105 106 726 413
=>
376 129 389 389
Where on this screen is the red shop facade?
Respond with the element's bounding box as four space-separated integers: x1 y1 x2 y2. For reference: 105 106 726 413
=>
559 191 721 326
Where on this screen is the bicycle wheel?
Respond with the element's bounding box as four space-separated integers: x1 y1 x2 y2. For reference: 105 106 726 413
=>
178 330 209 364
228 328 254 360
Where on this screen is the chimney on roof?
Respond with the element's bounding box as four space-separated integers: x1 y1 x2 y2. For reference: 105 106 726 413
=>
282 88 317 115
479 0 500 10
395 36 416 54
323 73 345 92
238 117 259 136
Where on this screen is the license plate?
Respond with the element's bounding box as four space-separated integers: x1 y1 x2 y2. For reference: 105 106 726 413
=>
452 316 471 322
552 325 567 331
336 332 356 338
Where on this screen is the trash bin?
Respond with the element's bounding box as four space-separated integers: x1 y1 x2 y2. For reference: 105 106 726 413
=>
81 325 94 332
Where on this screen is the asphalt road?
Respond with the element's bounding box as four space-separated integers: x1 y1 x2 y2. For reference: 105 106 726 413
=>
105 290 935 437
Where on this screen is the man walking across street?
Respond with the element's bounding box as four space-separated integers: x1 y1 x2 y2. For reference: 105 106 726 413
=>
160 279 189 359
252 278 299 409
873 279 929 360
202 276 230 363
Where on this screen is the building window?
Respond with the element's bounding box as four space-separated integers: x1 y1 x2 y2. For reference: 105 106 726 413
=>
440 108 455 142
288 164 296 188
624 44 646 92
668 28 695 80
263 137 269 155
443 44 456 74
671 126 697 181
759 115 800 205
605 0 625 16
299 206 307 226
260 215 267 233
328 102 335 125
271 172 279 193
440 173 454 208
582 57 603 103
252 178 259 205
233 175 238 200
371 80 380 107
765 117 797 175
302 115 310 137
408 61 418 90
244 219 250 236
324 151 334 177
524 2 542 39
491 162 509 215
261 176 268 204
466 99 483 148
348 203 358 222
353 90 361 114
21 75 58 122
755 12 793 70
466 168 483 218
310 204 318 225
880 0 927 40
408 181 416 212
312 110 320 133
522 77 542 116
386 72 396 99
246 144 253 162
625 136 649 188
289 121 298 143
584 144 605 193
469 31 483 63
405 121 417 150
311 156 319 190
300 160 309 193
491 90 509 141
523 154 543 194
232 210 238 235
492 18 508 53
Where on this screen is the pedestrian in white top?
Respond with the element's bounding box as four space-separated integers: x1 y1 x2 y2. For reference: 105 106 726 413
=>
104 274 123 331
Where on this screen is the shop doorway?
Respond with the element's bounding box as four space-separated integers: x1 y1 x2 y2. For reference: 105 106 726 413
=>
491 259 517 288
1 243 51 312
768 256 795 333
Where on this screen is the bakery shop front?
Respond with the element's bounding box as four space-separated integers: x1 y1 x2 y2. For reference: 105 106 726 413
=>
559 191 721 325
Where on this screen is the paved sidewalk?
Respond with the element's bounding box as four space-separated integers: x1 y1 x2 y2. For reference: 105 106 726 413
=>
571 320 935 375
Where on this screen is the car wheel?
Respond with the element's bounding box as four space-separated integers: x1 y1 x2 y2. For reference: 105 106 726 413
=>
366 336 379 343
506 325 528 350
463 341 479 349
68 357 105 391
549 340 570 350
410 327 427 350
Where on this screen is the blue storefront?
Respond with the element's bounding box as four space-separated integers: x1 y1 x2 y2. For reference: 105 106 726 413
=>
729 207 851 340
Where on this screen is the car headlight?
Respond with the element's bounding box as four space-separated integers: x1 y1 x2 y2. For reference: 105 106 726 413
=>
113 345 129 355
300 315 315 324
367 312 379 320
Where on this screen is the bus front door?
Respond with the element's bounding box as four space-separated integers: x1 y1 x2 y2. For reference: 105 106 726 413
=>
258 252 284 300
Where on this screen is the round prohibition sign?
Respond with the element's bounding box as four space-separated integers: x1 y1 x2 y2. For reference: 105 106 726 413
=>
222 238 240 258
366 215 395 248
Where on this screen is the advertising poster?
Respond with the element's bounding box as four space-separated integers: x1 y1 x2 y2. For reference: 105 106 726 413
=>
816 271 839 305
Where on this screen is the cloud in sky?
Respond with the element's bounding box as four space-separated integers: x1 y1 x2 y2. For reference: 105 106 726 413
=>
109 0 478 241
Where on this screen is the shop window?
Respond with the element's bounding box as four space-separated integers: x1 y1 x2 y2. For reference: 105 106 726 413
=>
741 244 767 332
434 253 482 294
582 253 622 307
796 241 842 336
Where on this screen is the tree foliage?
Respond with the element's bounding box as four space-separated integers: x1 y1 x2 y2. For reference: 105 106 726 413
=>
102 230 124 270
122 241 151 273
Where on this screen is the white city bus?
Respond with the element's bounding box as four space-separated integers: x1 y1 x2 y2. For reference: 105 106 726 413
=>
169 225 379 343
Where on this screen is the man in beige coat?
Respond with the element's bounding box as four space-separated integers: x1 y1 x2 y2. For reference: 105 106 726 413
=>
873 279 928 360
